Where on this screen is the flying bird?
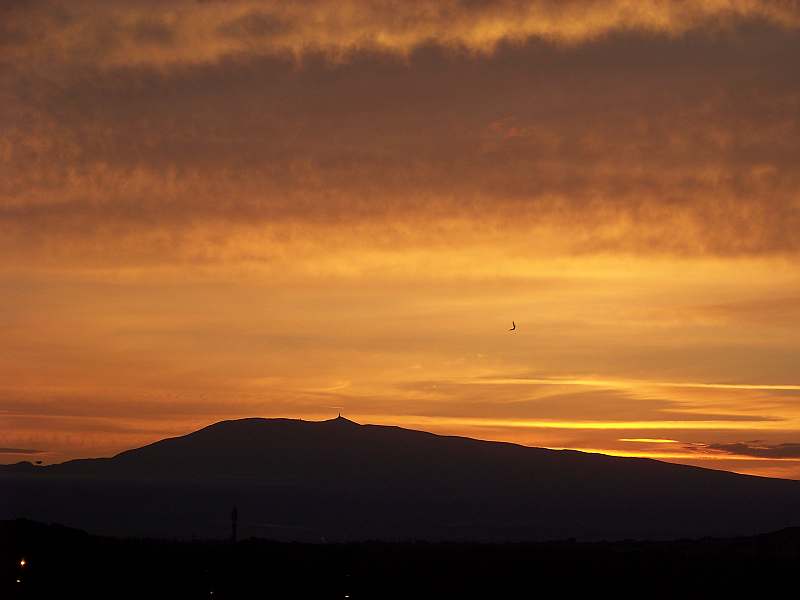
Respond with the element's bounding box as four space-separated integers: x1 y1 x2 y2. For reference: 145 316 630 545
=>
509 321 516 331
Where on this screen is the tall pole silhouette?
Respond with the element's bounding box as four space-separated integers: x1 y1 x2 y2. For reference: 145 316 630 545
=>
231 506 238 543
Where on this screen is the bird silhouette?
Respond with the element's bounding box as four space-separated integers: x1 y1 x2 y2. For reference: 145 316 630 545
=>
509 321 516 331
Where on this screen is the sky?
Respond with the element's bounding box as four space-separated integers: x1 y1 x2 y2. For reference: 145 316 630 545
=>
2 0 800 478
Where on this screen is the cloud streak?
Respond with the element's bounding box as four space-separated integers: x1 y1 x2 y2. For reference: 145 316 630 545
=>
475 377 800 392
709 441 800 459
3 1 800 68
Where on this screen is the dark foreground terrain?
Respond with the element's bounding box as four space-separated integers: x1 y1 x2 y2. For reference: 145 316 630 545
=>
2 519 798 599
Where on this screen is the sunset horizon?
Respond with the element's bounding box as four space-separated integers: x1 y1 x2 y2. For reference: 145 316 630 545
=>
3 0 800 481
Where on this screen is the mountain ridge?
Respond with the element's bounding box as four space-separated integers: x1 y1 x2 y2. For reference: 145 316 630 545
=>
6 416 764 479
2 416 799 541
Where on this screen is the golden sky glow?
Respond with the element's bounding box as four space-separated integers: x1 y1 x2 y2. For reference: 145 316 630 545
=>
2 1 800 479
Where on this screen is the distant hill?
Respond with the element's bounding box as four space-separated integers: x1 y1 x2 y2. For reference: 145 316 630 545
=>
2 416 800 541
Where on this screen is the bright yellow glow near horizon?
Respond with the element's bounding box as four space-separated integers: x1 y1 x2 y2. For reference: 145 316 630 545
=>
619 439 680 444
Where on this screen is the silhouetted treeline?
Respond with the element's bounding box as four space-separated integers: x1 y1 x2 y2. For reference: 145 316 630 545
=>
3 519 799 598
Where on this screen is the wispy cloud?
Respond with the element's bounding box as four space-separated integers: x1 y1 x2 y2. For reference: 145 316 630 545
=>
4 1 799 68
708 441 800 459
475 377 800 391
362 415 781 432
0 447 43 455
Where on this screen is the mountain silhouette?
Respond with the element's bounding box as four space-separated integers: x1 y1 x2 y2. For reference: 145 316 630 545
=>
2 417 800 541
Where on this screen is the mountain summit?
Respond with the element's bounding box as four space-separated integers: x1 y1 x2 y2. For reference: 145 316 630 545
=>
3 417 800 541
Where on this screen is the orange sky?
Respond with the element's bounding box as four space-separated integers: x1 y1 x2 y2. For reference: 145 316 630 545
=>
2 0 800 478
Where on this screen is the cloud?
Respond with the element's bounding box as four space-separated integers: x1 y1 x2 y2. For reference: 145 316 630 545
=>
0 447 43 454
393 379 784 425
709 441 800 458
131 18 176 46
1 26 799 271
2 1 800 68
217 12 290 39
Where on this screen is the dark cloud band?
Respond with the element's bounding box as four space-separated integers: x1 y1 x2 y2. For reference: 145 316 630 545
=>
0 447 43 454
709 442 800 459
